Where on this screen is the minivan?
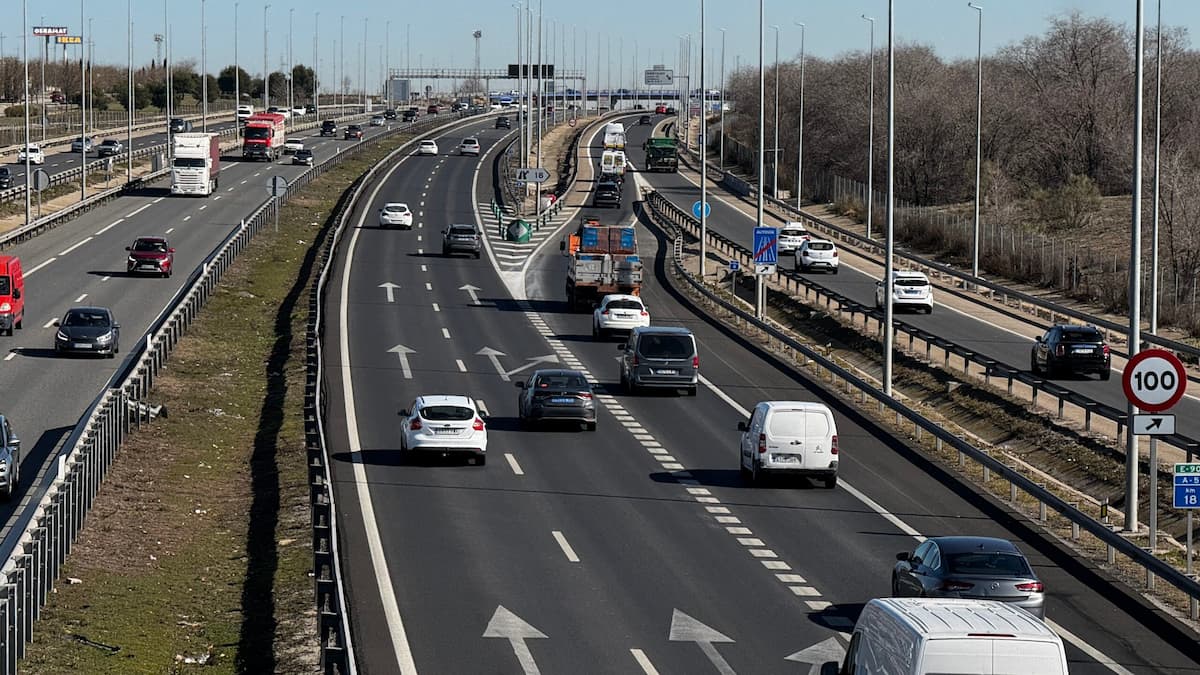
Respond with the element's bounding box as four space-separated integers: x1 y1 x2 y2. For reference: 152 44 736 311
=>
618 326 698 396
840 598 1068 675
0 256 26 336
738 401 838 487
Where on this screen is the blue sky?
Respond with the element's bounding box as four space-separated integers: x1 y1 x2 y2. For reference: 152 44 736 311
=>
8 0 1197 91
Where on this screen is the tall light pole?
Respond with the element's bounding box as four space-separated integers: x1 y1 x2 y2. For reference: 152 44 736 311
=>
263 3 271 109
755 0 765 319
794 20 805 208
385 20 391 109
863 14 876 240
164 1 171 144
1126 0 1146 533
234 2 240 114
770 24 780 199
127 0 133 181
288 8 294 123
339 16 344 109
883 0 896 396
22 0 30 227
1150 0 1162 334
79 0 86 201
719 27 726 172
362 18 368 110
201 0 207 131
969 3 983 279
699 0 708 279
313 12 319 116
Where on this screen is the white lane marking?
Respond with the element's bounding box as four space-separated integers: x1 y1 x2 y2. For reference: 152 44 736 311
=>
152 196 165 203
74 294 87 303
630 649 661 675
442 328 451 339
3 353 15 361
24 258 57 277
42 318 56 329
790 586 821 597
198 205 208 210
456 359 467 372
806 600 833 611
165 227 175 234
253 172 261 177
336 146 420 675
551 531 580 563
183 216 191 221
1045 619 1134 675
420 265 427 272
101 276 110 282
226 187 235 192
94 217 125 235
214 195 222 201
432 303 440 312
505 453 524 476
424 282 432 291
126 203 152 217
59 237 93 256
738 538 766 547
417 235 422 242
240 179 248 184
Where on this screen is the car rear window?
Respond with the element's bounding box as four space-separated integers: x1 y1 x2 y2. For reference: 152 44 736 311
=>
781 228 807 237
606 299 643 311
944 552 1032 576
133 240 168 252
385 205 408 213
449 226 476 235
895 277 929 287
1061 329 1102 343
637 334 694 358
419 405 475 421
807 242 834 251
535 374 589 389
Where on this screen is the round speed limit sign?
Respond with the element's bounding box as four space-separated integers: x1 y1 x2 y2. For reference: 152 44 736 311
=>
1122 348 1187 412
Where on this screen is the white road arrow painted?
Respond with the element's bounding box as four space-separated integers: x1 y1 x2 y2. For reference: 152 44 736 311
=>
477 346 509 381
669 609 737 675
784 637 845 674
459 283 483 305
378 281 401 303
483 605 547 675
388 344 416 379
505 354 560 378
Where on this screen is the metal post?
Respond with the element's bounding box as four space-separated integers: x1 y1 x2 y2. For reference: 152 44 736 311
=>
700 0 707 279
80 0 87 201
1150 0 1162 334
1149 438 1158 552
795 20 805 208
719 27 725 172
536 0 543 222
863 14 876 239
264 3 271 109
22 0 30 228
127 0 133 182
756 0 765 320
969 2 983 280
313 12 319 118
1126 0 1145 533
771 24 780 199
339 16 344 110
883 1 895 396
235 2 240 118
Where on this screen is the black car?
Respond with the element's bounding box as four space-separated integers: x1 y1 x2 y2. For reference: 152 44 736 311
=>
1030 323 1111 380
639 115 651 125
0 167 11 189
383 109 397 120
292 149 314 166
515 369 597 431
53 307 120 358
344 125 363 140
665 106 677 115
320 120 338 137
495 116 511 129
169 117 191 133
593 179 622 208
402 110 418 122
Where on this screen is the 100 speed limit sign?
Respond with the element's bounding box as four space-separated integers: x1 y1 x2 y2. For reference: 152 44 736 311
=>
1122 348 1187 412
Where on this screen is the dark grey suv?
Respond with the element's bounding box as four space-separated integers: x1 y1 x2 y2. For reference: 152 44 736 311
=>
593 179 621 208
618 326 699 395
515 369 597 430
441 224 481 258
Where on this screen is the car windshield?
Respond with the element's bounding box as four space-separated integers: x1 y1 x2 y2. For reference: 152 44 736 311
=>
534 374 589 390
133 240 168 252
462 139 478 145
419 405 475 421
638 334 693 358
606 299 643 311
0 276 9 295
421 141 436 146
173 158 206 168
1061 329 1102 343
244 127 271 140
808 242 835 251
24 146 38 153
894 277 929 287
944 552 1032 577
63 311 111 328
102 141 118 147
297 150 312 157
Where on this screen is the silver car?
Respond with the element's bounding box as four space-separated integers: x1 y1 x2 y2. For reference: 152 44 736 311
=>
441 224 481 258
892 536 1045 619
70 136 94 153
0 415 21 500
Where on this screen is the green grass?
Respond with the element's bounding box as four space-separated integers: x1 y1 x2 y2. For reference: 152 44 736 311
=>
18 132 417 674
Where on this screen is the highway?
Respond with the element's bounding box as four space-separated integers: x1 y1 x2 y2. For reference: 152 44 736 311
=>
0 111 406 540
326 114 1200 673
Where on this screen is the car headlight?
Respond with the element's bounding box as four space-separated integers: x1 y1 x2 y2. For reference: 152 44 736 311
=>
95 331 113 343
0 302 9 313
56 330 68 341
128 256 137 263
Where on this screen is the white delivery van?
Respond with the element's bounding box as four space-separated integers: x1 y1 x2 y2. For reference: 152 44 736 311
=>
599 150 627 180
738 400 838 488
603 122 627 150
840 598 1068 675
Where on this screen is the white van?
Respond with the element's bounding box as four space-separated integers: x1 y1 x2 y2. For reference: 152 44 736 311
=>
603 122 627 149
599 150 627 180
738 400 838 488
840 598 1068 675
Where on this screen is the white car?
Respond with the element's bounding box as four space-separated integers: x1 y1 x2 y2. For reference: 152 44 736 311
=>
370 115 385 126
458 137 481 156
283 139 304 154
797 239 839 274
378 202 413 229
291 106 307 117
399 395 488 465
236 104 254 120
592 294 650 339
876 270 934 314
17 145 44 165
417 140 439 156
777 222 810 255
739 400 839 488
268 107 291 120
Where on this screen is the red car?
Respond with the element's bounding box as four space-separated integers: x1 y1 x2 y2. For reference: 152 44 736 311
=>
126 237 175 278
655 104 668 114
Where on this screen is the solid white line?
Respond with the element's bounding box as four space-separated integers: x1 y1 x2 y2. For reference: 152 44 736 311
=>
551 530 580 563
152 196 165 203
505 453 524 476
42 318 55 329
337 149 419 675
1045 619 1135 675
74 294 87 303
456 359 467 372
24 258 57 277
126 203 152 217
94 217 124 235
630 649 661 675
58 237 93 256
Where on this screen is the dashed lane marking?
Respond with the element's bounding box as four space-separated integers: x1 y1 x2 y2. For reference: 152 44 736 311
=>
551 531 580 563
505 453 525 476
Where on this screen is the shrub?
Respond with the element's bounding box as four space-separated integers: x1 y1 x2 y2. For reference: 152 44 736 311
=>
833 193 865 222
3 104 39 118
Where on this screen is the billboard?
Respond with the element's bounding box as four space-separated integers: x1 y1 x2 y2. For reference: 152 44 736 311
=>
56 36 83 45
507 64 554 78
645 68 674 86
33 26 69 37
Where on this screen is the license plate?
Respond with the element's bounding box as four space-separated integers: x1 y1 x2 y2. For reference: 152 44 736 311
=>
551 397 574 404
73 343 91 349
655 369 677 375
772 454 799 463
433 428 458 435
1074 347 1094 353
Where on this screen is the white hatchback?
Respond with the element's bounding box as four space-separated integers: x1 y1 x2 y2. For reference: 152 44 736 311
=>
777 222 810 255
283 139 304 154
399 395 488 465
797 239 839 274
417 140 439 156
378 202 413 229
458 137 481 156
592 294 649 339
17 145 44 165
876 270 934 314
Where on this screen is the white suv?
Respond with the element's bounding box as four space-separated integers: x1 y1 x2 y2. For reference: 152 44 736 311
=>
797 239 839 274
592 294 650 339
777 222 810 255
399 395 488 465
876 270 934 314
458 137 481 156
17 144 44 165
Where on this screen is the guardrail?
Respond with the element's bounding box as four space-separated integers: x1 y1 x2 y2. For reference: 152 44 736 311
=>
678 140 1200 364
0 109 236 157
0 108 484 673
643 187 1200 624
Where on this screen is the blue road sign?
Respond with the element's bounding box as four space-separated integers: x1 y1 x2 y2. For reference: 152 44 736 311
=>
729 260 740 271
1175 463 1200 508
753 227 779 265
693 200 711 219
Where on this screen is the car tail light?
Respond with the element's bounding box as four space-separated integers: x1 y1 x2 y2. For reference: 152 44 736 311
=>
1102 344 1110 355
832 251 838 257
692 355 700 369
1015 581 1044 593
640 310 649 317
939 580 974 592
601 309 609 315
758 433 767 454
579 392 593 399
630 355 639 366
472 418 485 431
831 435 839 455
1055 344 1065 357
409 418 422 431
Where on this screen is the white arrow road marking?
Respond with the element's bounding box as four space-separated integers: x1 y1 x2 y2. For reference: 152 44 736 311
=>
669 610 736 675
388 344 416 379
784 637 845 674
483 606 547 675
459 283 482 305
378 281 401 303
477 346 509 381
505 355 560 378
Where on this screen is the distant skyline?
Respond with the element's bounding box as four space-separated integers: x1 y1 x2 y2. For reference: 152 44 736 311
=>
6 0 1196 94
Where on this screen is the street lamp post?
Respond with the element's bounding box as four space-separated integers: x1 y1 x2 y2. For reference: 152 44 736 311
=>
770 24 780 199
22 0 30 228
385 20 391 110
339 16 344 110
883 0 896 396
863 14 876 240
1126 0 1146 533
201 0 207 131
719 27 725 172
127 0 133 181
969 3 983 280
755 0 765 319
313 12 319 117
79 0 86 201
288 8 294 125
1150 0 1163 334
700 0 708 279
794 20 805 208
263 3 271 109
234 2 240 116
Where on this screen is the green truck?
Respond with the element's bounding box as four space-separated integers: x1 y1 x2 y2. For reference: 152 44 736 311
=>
643 137 678 172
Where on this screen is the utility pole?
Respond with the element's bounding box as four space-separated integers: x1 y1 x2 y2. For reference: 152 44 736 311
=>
770 24 780 199
863 14 876 240
234 2 240 115
127 0 133 181
339 16 344 110
288 8 294 124
969 2 983 280
883 0 896 396
1150 0 1163 334
700 0 708 279
201 0 207 131
313 12 319 116
263 3 271 109
80 0 87 201
795 20 805 208
22 0 30 228
719 27 725 172
1126 0 1146 533
362 18 368 110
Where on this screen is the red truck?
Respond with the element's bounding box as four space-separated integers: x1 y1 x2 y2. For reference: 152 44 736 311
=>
242 112 287 161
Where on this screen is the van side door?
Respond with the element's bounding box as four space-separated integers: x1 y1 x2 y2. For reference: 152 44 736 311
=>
740 406 763 468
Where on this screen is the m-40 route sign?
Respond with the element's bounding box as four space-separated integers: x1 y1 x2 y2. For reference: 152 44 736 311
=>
1122 348 1187 413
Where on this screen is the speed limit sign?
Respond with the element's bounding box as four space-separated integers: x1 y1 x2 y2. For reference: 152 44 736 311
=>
1123 348 1187 412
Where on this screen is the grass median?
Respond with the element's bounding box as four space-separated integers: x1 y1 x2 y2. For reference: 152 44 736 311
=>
18 131 418 674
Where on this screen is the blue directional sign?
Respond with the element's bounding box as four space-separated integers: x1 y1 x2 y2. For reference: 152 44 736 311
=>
1175 463 1200 509
692 200 711 219
753 227 779 265
728 260 740 271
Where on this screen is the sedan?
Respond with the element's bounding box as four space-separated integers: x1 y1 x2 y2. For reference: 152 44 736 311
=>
292 149 315 166
516 369 596 431
458 138 481 156
0 167 11 189
17 145 45 165
54 307 120 358
593 294 649 339
96 139 124 157
283 139 305 154
343 125 363 140
70 136 94 153
378 202 413 229
417 140 439 156
126 236 175 277
399 395 487 465
370 115 385 126
893 536 1045 619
